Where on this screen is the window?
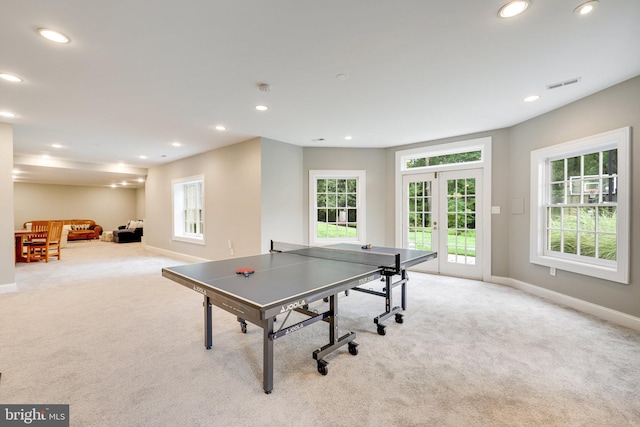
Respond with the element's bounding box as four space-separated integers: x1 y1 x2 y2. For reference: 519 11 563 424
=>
173 175 205 244
309 170 365 245
530 127 630 284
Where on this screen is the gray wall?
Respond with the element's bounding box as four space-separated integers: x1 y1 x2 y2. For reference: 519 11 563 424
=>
383 76 639 318
13 183 139 232
303 147 388 246
0 122 15 289
507 76 639 317
261 138 304 252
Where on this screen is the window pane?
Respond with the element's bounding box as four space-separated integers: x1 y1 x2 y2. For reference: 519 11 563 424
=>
327 180 336 192
579 232 596 257
317 179 326 192
563 207 577 230
579 207 595 231
317 194 326 207
583 152 599 175
549 230 561 252
598 207 617 232
551 183 565 204
564 232 577 254
551 159 565 182
598 234 617 261
602 149 617 175
567 156 580 178
337 179 346 192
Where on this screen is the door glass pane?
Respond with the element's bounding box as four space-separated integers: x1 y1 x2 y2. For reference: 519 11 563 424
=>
446 178 476 265
407 180 432 251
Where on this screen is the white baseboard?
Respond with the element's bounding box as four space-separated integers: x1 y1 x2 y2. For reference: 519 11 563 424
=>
492 275 640 332
144 245 210 264
0 283 17 294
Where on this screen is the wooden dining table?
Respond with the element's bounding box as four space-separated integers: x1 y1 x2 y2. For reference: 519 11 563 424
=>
14 230 47 263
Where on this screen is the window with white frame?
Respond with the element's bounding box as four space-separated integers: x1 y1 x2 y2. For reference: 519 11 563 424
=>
530 127 630 284
309 170 365 245
173 175 205 244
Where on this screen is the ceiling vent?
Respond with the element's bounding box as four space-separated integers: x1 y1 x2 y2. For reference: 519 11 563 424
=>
547 77 582 90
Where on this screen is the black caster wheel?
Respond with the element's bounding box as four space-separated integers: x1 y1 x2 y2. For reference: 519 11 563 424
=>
377 325 386 336
395 313 404 324
240 322 247 333
317 360 328 376
348 342 359 356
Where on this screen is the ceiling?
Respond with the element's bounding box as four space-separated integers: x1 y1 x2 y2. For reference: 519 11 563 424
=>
2 0 639 188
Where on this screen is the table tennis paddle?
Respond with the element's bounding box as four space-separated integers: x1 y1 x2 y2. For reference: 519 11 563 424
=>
236 268 255 277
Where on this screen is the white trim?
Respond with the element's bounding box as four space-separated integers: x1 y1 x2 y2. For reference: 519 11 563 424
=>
145 245 211 264
492 275 640 332
395 136 492 280
529 127 630 284
172 174 205 245
0 283 17 294
309 170 366 245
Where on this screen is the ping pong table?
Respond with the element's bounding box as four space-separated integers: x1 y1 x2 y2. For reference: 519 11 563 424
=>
162 241 436 393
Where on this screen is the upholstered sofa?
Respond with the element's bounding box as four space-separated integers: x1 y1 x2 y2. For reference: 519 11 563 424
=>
24 219 102 245
113 220 143 243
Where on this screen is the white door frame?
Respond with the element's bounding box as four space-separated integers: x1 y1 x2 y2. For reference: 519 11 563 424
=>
395 137 492 281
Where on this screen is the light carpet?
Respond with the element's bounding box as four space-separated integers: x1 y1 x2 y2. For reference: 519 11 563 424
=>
1 241 639 426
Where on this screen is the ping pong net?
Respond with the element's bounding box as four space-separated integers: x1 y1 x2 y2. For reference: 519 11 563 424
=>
270 241 401 274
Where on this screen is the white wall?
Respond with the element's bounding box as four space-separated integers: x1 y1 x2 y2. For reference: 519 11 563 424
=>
0 122 15 290
13 183 138 232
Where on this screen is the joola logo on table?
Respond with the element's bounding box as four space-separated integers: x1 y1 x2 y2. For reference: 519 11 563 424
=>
280 299 306 313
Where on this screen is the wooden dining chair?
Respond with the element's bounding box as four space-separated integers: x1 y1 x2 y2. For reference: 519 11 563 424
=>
27 221 63 262
24 221 49 262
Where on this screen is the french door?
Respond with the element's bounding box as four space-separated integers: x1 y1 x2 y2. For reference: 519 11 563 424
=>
402 169 483 279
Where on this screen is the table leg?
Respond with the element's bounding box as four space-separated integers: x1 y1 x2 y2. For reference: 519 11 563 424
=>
263 317 275 394
203 296 212 349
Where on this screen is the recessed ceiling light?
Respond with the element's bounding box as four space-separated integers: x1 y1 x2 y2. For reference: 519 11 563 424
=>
336 74 349 81
523 95 540 102
51 143 62 148
574 0 598 15
37 28 70 43
0 73 23 83
255 105 268 111
498 0 530 18
215 125 227 131
121 181 128 186
111 184 117 188
42 154 50 159
139 155 147 159
171 142 182 147
345 136 353 140
137 178 145 183
0 111 16 118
